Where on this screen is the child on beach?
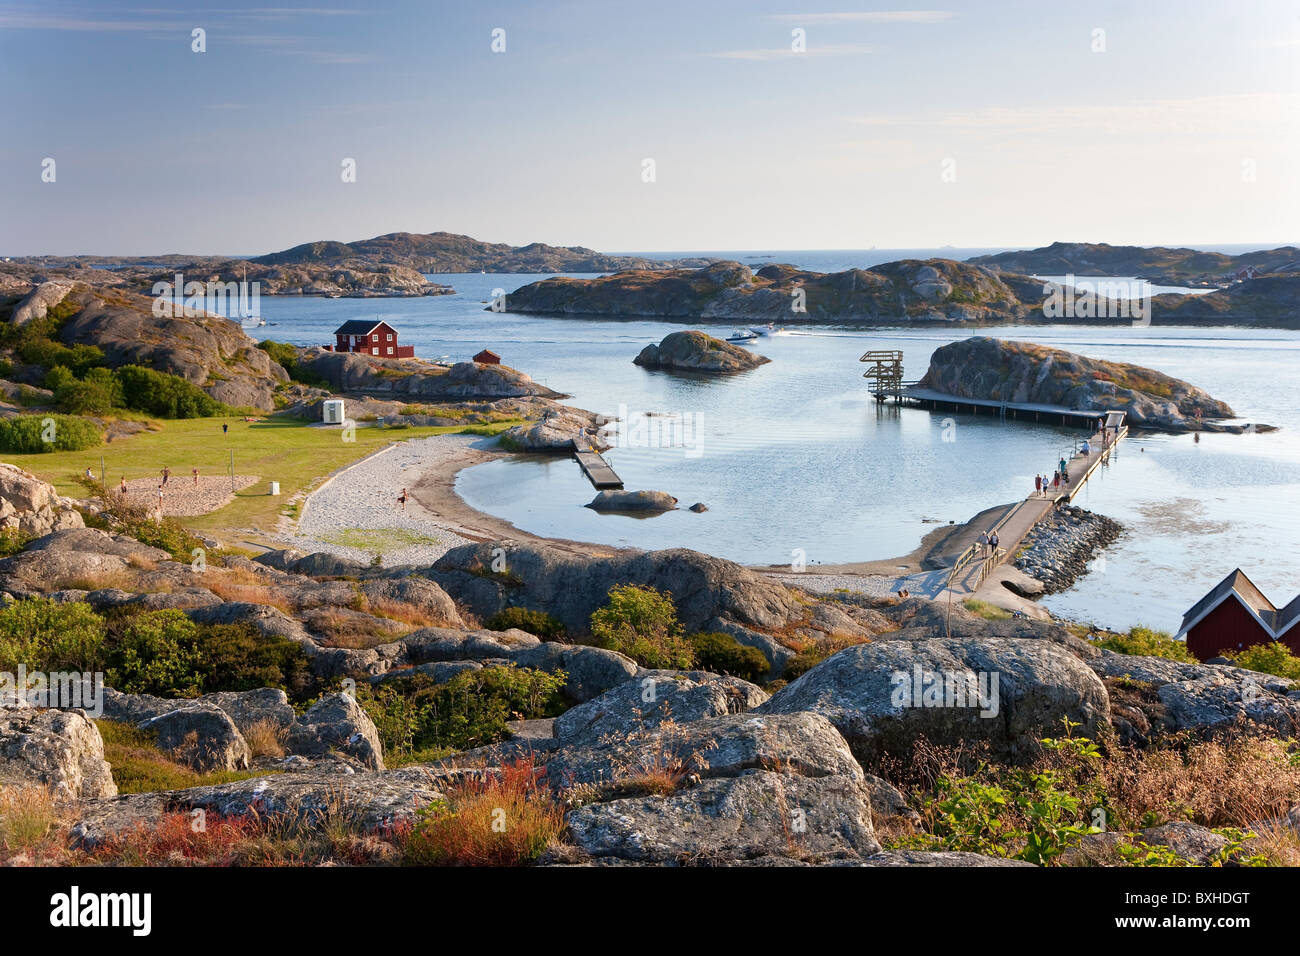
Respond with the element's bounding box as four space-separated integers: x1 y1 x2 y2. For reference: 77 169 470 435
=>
398 488 408 510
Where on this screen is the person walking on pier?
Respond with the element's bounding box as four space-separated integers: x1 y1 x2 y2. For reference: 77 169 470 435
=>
990 530 1000 555
1052 471 1061 492
979 530 990 556
1034 474 1042 496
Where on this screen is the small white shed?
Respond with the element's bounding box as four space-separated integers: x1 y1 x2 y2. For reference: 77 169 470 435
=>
322 399 346 424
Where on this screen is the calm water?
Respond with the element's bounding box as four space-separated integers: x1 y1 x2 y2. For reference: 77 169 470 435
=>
249 255 1300 634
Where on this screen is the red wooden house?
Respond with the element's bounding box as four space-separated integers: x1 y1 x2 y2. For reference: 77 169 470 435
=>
332 320 414 359
473 349 501 365
1176 569 1300 660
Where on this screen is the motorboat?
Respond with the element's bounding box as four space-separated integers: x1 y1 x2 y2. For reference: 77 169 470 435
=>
726 329 759 343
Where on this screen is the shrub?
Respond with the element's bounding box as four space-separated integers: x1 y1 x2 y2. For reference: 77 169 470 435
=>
485 606 566 641
42 366 75 391
688 631 770 683
356 665 567 757
0 527 30 558
0 599 106 673
54 378 116 415
102 609 311 699
1226 642 1300 681
258 340 330 389
18 338 104 377
589 584 695 670
401 756 564 865
0 414 103 453
115 364 225 418
1093 625 1194 663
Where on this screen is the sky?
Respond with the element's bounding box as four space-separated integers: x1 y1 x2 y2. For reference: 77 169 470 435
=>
2 0 1298 256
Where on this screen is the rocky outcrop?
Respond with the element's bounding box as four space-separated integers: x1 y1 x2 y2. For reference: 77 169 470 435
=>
0 708 117 802
0 464 85 538
758 637 1111 763
10 280 75 327
633 330 769 373
284 693 385 770
500 406 608 452
429 543 806 638
52 287 288 410
970 241 1300 288
917 337 1244 431
139 703 250 772
586 490 678 513
1014 505 1124 593
294 349 560 400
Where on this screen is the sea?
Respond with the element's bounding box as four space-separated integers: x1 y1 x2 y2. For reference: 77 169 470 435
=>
240 246 1300 634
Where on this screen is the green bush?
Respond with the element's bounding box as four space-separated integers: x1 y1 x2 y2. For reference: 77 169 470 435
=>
688 632 770 683
485 606 566 641
18 338 104 377
356 665 567 756
54 378 117 415
0 599 106 672
43 366 75 391
589 584 695 670
115 364 225 418
1226 642 1300 681
0 527 31 558
0 414 103 453
258 340 329 389
1093 625 1194 663
103 609 312 698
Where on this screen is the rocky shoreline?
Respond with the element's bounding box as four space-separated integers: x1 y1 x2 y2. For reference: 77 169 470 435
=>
1014 504 1124 594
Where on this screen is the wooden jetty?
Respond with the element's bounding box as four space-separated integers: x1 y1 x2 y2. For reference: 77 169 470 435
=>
941 413 1128 600
573 441 623 489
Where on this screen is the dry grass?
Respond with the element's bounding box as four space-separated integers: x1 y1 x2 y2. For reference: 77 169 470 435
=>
202 578 294 613
399 757 565 866
47 569 138 592
0 785 63 857
364 596 446 629
244 719 286 759
309 609 410 649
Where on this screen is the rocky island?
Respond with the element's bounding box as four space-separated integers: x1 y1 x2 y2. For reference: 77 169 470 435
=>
970 241 1300 288
502 258 1300 328
915 337 1259 432
633 330 769 373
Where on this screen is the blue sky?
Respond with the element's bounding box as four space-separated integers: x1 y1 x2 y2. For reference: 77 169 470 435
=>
2 0 1297 255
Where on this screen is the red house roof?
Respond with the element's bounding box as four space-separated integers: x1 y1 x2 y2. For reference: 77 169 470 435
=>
473 349 501 363
1176 568 1298 640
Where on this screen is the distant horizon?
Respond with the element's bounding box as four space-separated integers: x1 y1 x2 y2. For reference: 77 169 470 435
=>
5 237 1298 261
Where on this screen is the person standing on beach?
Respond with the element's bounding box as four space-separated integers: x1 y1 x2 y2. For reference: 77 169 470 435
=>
398 488 408 510
161 466 170 487
157 485 164 512
192 467 199 486
119 477 127 495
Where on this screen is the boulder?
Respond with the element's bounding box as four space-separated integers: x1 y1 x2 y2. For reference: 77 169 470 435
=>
553 671 767 745
359 575 463 628
758 637 1111 763
252 548 308 572
287 552 367 577
564 770 878 864
586 490 678 513
23 527 169 562
285 693 384 770
0 708 117 802
509 643 639 703
139 703 250 772
10 280 74 327
0 464 85 538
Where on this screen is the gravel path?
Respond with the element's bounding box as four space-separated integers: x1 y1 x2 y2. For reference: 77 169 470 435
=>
765 571 906 597
285 436 475 567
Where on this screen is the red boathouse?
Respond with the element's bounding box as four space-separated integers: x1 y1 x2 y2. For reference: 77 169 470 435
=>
1176 569 1300 660
332 320 414 359
473 349 501 365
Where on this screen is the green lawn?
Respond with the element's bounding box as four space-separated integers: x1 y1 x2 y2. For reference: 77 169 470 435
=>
5 415 521 533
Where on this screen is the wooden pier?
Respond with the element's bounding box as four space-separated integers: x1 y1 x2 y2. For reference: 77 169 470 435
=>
573 442 623 489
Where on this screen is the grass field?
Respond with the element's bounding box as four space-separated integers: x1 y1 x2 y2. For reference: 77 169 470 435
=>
4 415 521 534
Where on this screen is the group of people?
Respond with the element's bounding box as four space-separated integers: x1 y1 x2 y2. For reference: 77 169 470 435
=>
978 529 1001 556
1033 456 1073 498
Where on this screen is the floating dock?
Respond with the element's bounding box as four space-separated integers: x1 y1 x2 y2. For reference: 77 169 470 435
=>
886 386 1115 431
573 443 623 489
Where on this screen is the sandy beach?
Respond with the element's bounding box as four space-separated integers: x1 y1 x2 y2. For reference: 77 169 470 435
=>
284 434 628 566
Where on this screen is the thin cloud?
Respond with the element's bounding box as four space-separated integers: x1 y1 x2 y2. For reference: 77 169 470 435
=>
768 11 955 24
711 42 878 60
